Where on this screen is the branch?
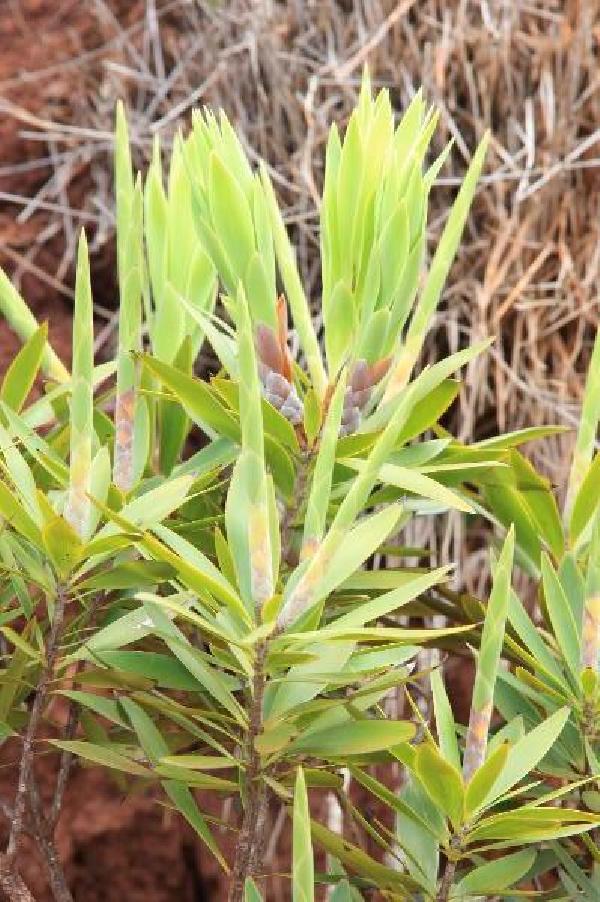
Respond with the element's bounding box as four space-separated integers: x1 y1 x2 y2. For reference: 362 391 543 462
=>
7 585 68 864
26 773 72 902
228 641 268 902
49 688 80 829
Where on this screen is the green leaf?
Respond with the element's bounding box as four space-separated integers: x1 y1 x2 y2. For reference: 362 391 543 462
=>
566 328 600 520
550 841 600 901
330 565 451 630
140 354 240 441
64 231 94 539
244 878 263 902
430 669 460 772
329 880 357 902
208 153 255 286
541 553 581 686
483 707 570 805
259 164 326 398
397 379 460 443
141 525 249 627
59 690 129 728
160 754 236 770
119 696 168 764
121 696 227 868
570 451 600 547
455 849 535 895
301 504 404 613
476 425 569 450
291 719 415 758
414 743 464 829
464 742 509 815
79 560 174 592
302 373 347 552
0 266 69 383
464 527 514 779
407 133 489 349
507 589 569 691
293 768 314 902
1 322 47 412
0 481 42 547
484 451 563 566
341 458 473 513
325 281 355 376
49 740 150 777
89 651 208 691
310 820 420 895
165 778 228 870
42 516 83 578
0 626 41 662
213 377 299 453
143 601 246 724
467 805 600 844
303 388 321 448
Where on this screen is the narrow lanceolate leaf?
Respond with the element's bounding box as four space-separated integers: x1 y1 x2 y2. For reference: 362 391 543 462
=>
114 103 143 492
259 164 327 399
541 552 581 685
582 510 600 671
430 669 461 772
301 373 347 557
341 458 473 513
293 768 314 902
0 322 48 412
454 849 535 897
244 879 263 902
483 707 570 806
227 285 274 609
463 526 514 781
0 267 69 383
64 231 94 539
566 328 600 524
414 743 464 830
291 720 415 757
383 132 490 403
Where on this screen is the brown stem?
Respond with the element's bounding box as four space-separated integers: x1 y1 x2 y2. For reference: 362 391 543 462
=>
437 858 457 902
7 586 67 864
50 600 100 830
228 641 268 902
49 688 80 829
26 774 72 902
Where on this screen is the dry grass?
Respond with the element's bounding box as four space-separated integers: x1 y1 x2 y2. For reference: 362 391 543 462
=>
1 0 599 575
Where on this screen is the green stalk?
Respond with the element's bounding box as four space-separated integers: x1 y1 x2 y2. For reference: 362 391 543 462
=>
582 511 600 672
565 328 600 526
64 232 93 539
259 164 327 400
113 103 142 493
301 372 347 557
383 132 489 404
462 526 514 781
237 286 273 607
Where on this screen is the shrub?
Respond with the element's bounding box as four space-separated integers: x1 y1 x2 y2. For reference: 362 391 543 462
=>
0 71 598 901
